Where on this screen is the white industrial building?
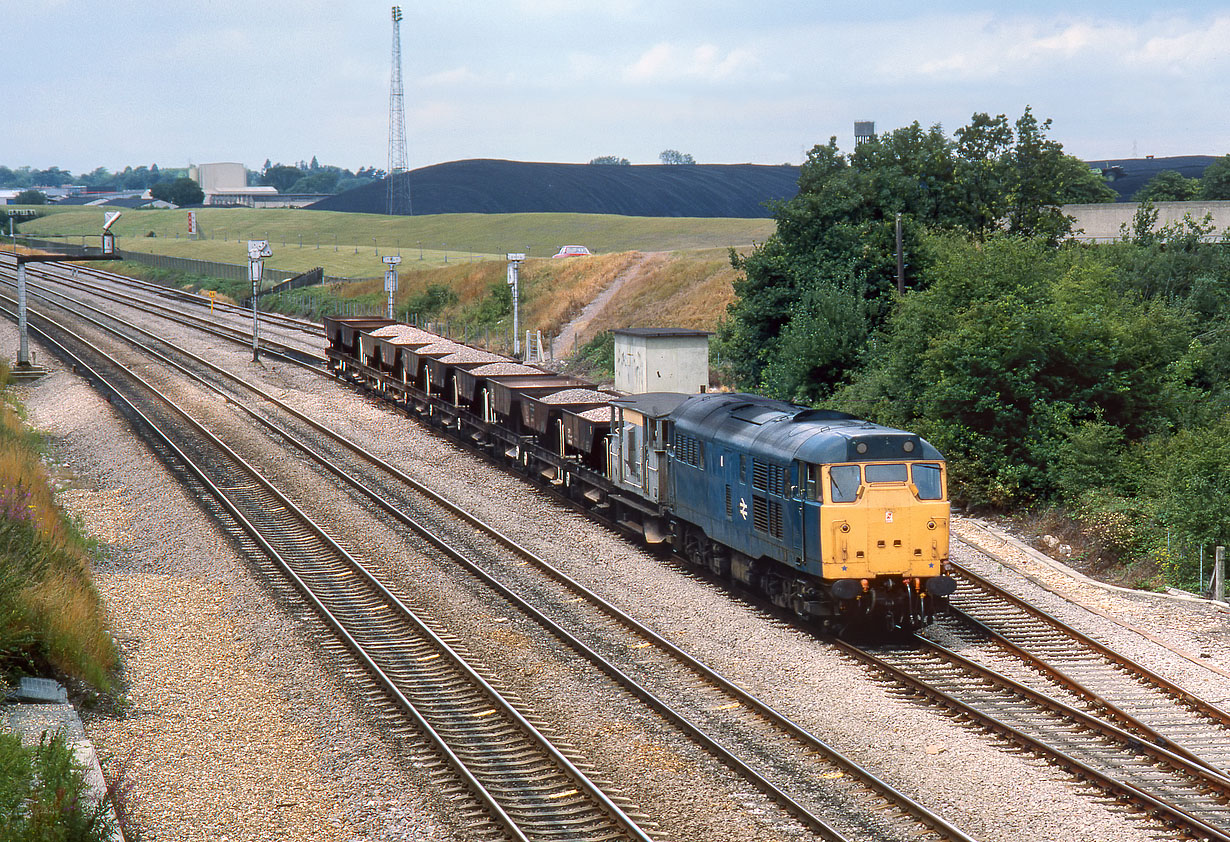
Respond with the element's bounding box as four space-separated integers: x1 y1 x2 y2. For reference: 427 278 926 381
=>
188 162 281 207
613 328 712 395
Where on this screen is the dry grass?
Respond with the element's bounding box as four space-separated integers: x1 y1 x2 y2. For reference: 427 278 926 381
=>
327 248 743 353
521 253 646 338
0 371 118 691
576 251 741 345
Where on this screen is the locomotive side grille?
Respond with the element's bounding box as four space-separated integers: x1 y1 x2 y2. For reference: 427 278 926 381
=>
725 485 732 518
752 460 787 496
752 495 769 533
768 499 783 538
768 465 787 496
676 433 702 467
752 460 768 491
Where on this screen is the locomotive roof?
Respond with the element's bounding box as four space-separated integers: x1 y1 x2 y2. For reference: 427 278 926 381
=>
668 392 943 464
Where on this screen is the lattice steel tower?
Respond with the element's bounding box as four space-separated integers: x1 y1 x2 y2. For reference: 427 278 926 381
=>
387 6 412 215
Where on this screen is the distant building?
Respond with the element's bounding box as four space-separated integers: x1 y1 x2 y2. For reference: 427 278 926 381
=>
613 328 712 395
188 161 285 207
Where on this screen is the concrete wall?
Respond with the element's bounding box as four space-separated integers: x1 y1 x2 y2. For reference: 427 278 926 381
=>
1065 200 1230 241
615 333 709 394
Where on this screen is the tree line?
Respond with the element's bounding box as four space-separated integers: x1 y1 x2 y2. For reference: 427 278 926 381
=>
717 108 1230 590
1133 161 1230 202
0 158 385 197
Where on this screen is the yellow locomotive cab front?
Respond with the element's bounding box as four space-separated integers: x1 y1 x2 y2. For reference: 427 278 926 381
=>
820 461 950 585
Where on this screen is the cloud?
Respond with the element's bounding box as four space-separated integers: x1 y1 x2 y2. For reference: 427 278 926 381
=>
624 41 759 84
421 66 480 87
898 13 1230 82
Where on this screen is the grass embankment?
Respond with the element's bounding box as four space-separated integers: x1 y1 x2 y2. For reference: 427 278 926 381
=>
0 367 118 694
266 248 745 352
18 207 774 278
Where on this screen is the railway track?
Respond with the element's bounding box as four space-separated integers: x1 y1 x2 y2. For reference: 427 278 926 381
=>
2 260 982 842
11 258 1230 840
837 636 1230 841
943 561 1230 776
11 258 325 365
830 555 1230 840
0 288 660 842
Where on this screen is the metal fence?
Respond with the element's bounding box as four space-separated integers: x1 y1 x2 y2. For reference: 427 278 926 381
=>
12 236 355 286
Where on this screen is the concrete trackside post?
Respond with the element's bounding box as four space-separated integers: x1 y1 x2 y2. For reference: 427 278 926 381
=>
1215 546 1225 603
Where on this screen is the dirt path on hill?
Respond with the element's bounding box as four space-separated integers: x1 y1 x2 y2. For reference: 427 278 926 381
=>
550 251 665 359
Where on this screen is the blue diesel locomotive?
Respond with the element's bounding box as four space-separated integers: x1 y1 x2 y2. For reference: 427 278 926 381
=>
607 392 954 631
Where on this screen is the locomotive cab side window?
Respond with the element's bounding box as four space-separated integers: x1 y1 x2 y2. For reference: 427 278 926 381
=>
911 463 944 500
804 463 821 501
624 421 641 481
829 465 861 503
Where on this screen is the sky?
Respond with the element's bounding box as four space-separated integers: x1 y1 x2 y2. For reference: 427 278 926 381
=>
3 0 1228 176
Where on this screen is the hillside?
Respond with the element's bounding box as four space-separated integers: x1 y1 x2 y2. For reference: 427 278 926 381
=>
309 159 801 218
1090 155 1218 200
17 208 775 274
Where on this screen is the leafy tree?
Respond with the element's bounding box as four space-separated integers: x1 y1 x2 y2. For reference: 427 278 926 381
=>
658 149 696 165
287 170 340 194
1002 107 1077 245
1200 155 1230 199
150 177 204 206
837 234 1194 506
718 107 1108 400
14 189 46 205
1134 170 1202 202
953 112 1014 238
589 156 630 166
1052 155 1118 204
261 164 304 193
402 283 458 320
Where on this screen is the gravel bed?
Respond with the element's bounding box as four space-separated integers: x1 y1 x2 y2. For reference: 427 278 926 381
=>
575 406 613 422
7 293 1211 841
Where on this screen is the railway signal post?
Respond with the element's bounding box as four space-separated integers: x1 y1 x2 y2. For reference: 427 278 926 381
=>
506 253 525 357
11 212 122 380
248 240 272 362
382 255 401 319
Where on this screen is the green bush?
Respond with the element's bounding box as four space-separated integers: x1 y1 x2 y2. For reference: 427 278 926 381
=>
401 283 459 322
565 331 616 381
0 730 115 841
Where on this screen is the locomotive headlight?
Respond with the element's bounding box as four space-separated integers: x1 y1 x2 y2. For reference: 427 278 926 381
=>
903 440 915 453
840 523 851 533
855 442 868 454
927 520 936 530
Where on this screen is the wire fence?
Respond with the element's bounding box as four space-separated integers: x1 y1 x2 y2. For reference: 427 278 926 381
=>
11 235 361 286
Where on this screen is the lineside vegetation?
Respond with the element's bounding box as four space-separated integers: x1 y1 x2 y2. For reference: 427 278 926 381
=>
717 109 1230 591
0 367 118 692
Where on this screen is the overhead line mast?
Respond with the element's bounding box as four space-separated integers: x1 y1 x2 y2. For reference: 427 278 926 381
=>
387 5 412 216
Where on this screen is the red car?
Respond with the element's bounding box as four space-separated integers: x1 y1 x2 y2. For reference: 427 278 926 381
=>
552 245 592 258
